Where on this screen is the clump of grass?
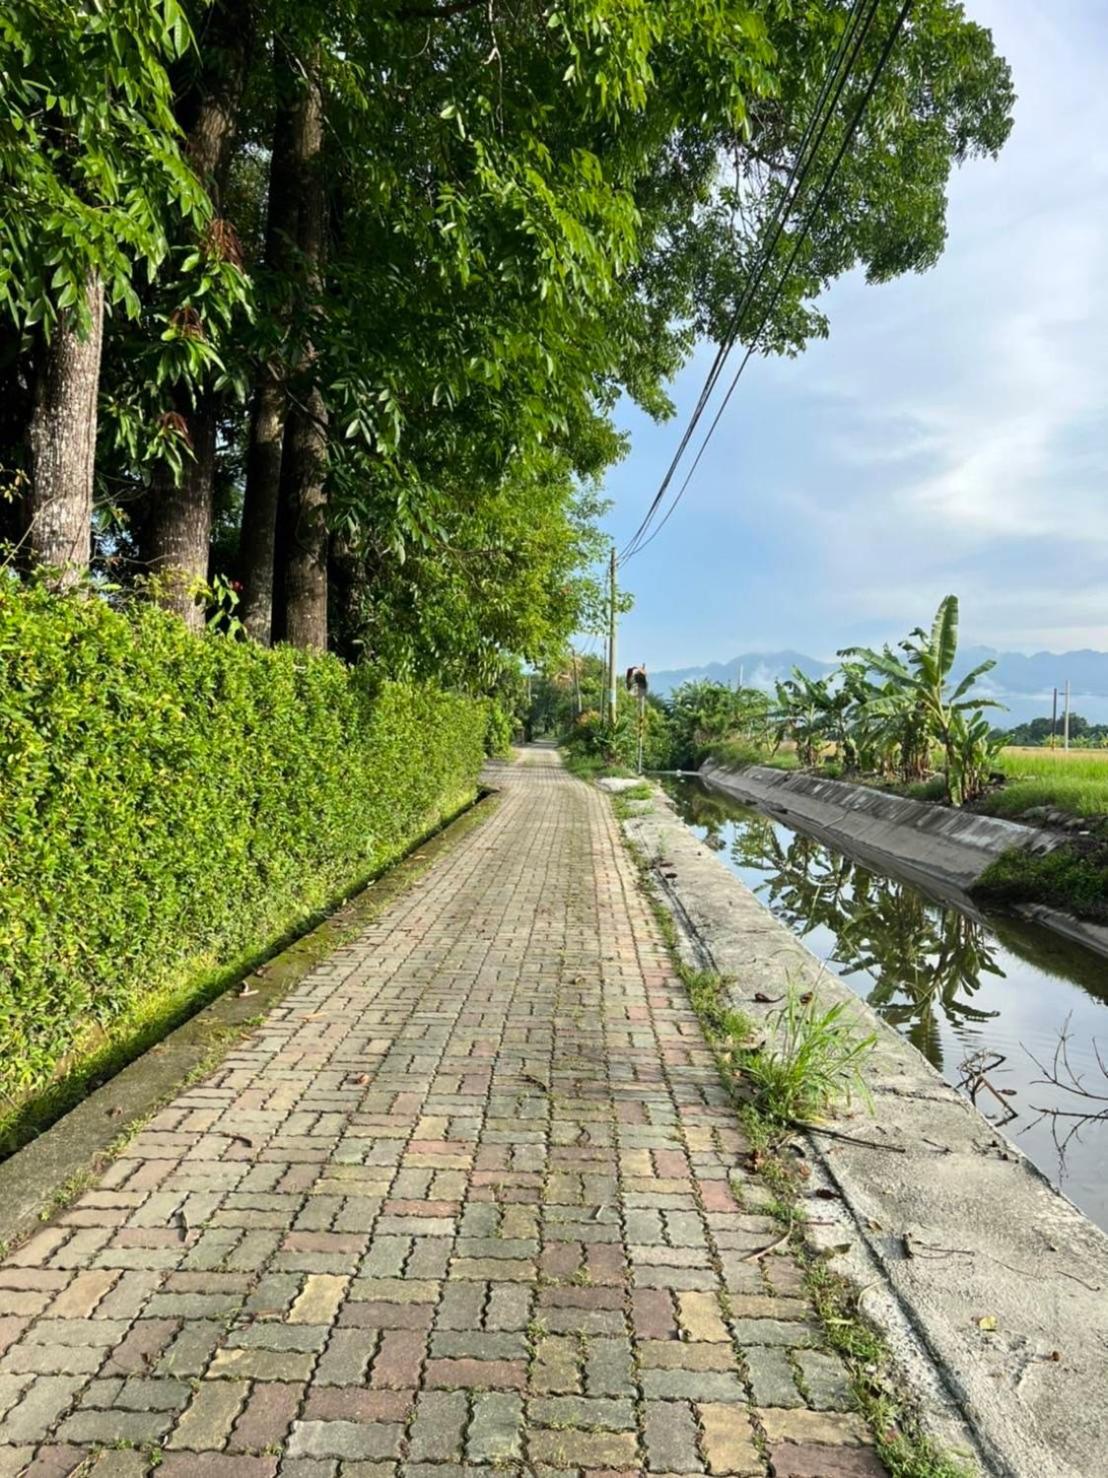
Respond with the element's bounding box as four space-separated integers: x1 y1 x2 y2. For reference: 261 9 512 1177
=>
742 986 876 1123
709 739 800 772
611 782 654 820
973 845 1108 923
559 750 635 783
681 966 757 1047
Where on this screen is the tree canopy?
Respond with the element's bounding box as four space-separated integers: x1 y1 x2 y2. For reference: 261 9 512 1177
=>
1 0 1014 688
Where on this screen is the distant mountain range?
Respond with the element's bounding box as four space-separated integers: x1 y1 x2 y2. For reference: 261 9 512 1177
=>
647 648 1108 727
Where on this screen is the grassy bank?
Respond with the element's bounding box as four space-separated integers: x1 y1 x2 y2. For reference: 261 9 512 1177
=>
973 843 1108 924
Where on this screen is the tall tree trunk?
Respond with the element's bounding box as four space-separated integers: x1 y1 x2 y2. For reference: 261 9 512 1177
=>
282 386 329 650
24 275 104 589
140 0 252 623
275 54 329 651
238 74 300 645
141 392 216 627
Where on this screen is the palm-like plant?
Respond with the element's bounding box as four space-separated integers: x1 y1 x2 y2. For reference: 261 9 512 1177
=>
842 595 1003 805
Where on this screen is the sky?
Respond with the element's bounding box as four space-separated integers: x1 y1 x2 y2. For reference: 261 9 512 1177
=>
599 1 1108 671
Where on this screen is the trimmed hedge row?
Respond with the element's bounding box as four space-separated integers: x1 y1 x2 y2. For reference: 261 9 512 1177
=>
0 583 487 1110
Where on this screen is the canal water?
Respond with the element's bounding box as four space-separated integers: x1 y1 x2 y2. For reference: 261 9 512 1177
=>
662 776 1108 1231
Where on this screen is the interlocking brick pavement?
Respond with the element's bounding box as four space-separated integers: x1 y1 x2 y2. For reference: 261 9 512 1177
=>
0 749 886 1477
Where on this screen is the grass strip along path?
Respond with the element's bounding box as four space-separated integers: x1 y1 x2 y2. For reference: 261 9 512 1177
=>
0 748 888 1478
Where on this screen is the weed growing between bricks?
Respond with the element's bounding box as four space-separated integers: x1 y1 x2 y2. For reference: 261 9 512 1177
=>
618 815 979 1478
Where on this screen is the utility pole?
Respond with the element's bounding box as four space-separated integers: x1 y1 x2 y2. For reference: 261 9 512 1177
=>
1051 687 1058 749
572 651 581 718
606 548 618 726
1064 679 1071 751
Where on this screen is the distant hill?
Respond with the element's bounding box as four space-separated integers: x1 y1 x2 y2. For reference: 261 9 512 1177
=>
647 647 1108 728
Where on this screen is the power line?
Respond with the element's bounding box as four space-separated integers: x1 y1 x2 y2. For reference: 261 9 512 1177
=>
622 0 914 565
618 0 880 563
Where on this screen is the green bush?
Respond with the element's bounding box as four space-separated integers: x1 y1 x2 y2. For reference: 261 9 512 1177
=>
565 705 673 771
973 845 1108 923
0 582 486 1111
483 698 515 758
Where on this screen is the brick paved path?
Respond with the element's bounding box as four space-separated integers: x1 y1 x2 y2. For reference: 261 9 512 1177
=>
0 750 886 1478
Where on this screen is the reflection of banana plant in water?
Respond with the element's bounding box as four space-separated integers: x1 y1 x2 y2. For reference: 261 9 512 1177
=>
735 824 1004 1073
840 890 1003 1071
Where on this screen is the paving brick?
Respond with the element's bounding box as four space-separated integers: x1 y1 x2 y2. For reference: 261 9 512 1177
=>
209 1348 315 1382
0 1376 86 1444
529 1395 636 1430
758 1408 871 1446
408 1389 467 1462
641 1369 745 1402
229 1380 303 1450
794 1349 854 1411
528 1430 639 1469
286 1420 402 1460
160 1458 278 1478
21 1445 89 1478
167 1378 249 1449
768 1444 888 1477
289 1274 348 1325
313 1329 375 1386
532 1335 581 1393
424 1357 526 1390
745 1346 803 1409
57 1408 173 1443
675 1291 730 1343
467 1391 523 1462
698 1403 761 1475
302 1389 412 1423
643 1401 702 1473
43 1268 121 1317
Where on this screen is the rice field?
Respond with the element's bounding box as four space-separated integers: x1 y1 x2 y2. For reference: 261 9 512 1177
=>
985 746 1108 818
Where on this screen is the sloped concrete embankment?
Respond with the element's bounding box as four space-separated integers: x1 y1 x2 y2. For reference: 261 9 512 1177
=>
699 762 1059 893
624 786 1108 1478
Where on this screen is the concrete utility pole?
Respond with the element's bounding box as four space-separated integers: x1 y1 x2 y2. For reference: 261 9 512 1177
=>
607 548 618 725
1064 679 1071 751
572 651 581 717
1051 687 1058 749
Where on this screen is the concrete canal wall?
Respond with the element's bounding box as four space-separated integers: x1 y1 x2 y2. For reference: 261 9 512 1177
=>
699 761 1060 893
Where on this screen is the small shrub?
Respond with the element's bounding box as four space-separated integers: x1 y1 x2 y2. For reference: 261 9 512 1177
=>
742 986 876 1122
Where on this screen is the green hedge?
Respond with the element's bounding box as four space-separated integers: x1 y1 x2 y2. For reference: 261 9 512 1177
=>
0 583 487 1111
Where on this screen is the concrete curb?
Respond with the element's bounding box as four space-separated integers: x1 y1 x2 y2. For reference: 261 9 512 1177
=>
0 788 500 1254
622 784 1108 1478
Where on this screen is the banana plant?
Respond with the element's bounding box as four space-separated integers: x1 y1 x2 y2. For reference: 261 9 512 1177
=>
842 595 1003 804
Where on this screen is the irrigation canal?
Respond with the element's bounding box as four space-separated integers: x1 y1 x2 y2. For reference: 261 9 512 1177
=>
662 775 1108 1232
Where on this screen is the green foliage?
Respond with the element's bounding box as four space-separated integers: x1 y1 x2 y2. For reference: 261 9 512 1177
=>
564 702 674 772
841 595 1003 805
741 986 877 1122
482 699 515 759
0 582 486 1107
0 0 209 332
974 845 1108 924
668 680 772 767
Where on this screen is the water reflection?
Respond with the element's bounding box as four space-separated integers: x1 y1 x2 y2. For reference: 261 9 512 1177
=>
667 781 1002 1073
661 776 1108 1225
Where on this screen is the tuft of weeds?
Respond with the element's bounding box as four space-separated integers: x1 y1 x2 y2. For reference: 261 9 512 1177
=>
741 986 876 1123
